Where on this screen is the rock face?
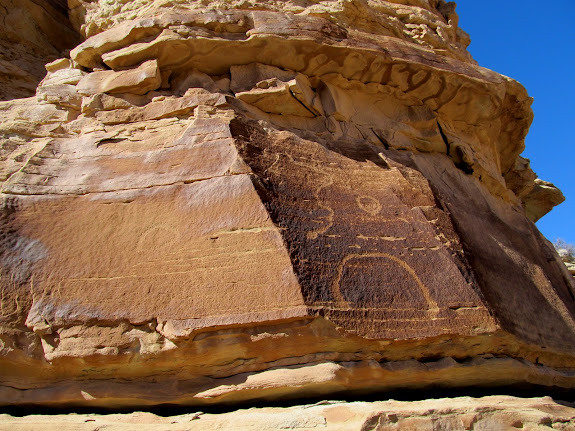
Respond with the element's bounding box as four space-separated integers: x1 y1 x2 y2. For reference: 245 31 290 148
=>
0 0 80 101
1 396 574 430
0 0 574 408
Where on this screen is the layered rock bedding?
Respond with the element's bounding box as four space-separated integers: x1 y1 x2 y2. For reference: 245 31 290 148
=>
0 0 574 412
2 396 575 430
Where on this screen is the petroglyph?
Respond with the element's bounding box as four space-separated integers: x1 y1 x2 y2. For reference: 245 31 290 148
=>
263 151 337 242
356 234 406 241
356 196 382 216
136 223 180 254
0 280 23 320
231 118 489 338
331 252 439 315
306 173 335 240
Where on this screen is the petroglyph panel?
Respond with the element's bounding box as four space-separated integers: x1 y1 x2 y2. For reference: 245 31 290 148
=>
232 119 495 339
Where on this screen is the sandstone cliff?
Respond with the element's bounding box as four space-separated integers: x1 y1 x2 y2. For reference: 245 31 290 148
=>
0 0 574 408
0 0 80 101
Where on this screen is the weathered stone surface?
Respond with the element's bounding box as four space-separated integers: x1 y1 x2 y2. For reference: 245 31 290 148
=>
67 0 475 65
236 73 323 118
1 396 574 430
0 0 80 101
76 59 162 96
523 179 566 223
0 0 574 409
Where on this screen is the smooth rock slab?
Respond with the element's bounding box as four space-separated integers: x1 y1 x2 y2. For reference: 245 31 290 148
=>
76 59 161 96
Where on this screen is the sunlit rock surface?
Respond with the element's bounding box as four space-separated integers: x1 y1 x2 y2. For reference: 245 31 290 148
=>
0 0 574 408
1 396 575 430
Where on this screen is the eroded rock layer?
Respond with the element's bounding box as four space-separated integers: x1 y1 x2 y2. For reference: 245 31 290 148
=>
0 0 80 101
0 0 574 407
1 396 574 430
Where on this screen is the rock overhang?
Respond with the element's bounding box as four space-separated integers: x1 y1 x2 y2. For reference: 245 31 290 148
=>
66 5 540 206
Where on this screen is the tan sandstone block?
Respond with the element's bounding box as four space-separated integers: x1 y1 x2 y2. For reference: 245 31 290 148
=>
76 59 161 96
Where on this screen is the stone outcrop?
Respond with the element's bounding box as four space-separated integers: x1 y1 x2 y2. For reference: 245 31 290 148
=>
0 0 80 101
1 396 574 430
0 0 574 408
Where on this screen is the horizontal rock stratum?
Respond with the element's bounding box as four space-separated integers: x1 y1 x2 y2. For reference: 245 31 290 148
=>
0 0 574 408
2 396 575 430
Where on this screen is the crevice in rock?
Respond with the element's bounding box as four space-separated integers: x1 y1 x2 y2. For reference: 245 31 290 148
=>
436 119 450 155
453 145 474 175
370 128 390 150
288 89 318 118
436 120 474 174
95 138 123 147
1 384 573 417
1 171 246 197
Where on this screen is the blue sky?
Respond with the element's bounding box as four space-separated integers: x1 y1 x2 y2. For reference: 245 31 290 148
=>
456 1 574 245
